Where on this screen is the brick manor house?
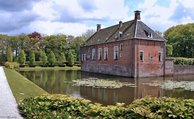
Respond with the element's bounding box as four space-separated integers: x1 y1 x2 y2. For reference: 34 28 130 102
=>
80 11 166 78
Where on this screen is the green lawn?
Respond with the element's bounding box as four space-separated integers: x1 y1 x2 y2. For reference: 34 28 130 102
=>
17 66 81 71
4 67 48 103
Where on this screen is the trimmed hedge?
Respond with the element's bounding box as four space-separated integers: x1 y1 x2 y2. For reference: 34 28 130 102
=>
172 57 194 65
4 62 19 69
19 94 194 119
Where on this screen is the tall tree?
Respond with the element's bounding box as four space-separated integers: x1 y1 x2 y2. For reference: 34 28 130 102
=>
40 51 47 66
82 29 96 41
7 47 13 62
29 51 35 65
18 50 26 65
48 51 56 66
67 50 75 66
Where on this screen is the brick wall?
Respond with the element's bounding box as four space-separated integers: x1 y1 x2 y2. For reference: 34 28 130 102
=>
174 65 194 75
135 39 165 77
81 39 165 77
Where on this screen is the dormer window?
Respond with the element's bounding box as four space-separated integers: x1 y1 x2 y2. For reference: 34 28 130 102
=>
144 30 152 38
115 31 123 40
119 31 123 39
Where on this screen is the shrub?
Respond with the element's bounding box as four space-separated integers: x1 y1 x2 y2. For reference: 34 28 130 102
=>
173 57 194 65
19 95 194 119
4 62 19 69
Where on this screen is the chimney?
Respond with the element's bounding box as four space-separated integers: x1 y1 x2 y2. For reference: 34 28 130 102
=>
119 21 123 28
97 24 101 32
134 10 141 20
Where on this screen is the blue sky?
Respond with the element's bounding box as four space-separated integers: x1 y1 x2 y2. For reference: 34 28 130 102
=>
0 0 194 36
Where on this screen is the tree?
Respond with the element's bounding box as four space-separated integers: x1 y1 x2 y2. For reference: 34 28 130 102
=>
29 51 35 65
166 45 173 57
67 50 75 66
7 47 13 62
48 51 56 66
82 29 96 41
60 53 66 63
18 50 26 65
28 31 42 40
40 51 47 66
164 23 194 57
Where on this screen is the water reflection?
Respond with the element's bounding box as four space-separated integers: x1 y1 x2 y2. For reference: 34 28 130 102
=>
19 70 194 105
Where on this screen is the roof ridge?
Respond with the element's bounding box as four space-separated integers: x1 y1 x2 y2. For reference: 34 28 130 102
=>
122 20 136 35
134 20 138 38
99 20 133 31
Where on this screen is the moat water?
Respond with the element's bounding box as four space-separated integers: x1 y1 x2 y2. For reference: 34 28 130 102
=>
19 70 194 105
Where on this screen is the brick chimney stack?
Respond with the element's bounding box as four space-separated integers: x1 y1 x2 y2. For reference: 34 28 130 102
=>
119 21 123 28
97 24 101 32
134 10 141 20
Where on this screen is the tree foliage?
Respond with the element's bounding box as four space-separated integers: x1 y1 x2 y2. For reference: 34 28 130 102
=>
18 50 26 65
164 23 194 57
29 51 35 65
0 31 85 65
40 51 47 66
166 44 173 57
67 50 75 66
7 47 13 62
48 51 56 66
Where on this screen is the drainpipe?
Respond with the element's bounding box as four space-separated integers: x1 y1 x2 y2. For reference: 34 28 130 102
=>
163 40 166 77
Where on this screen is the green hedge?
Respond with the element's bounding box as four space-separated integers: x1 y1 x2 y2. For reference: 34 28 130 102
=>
4 62 19 69
172 57 194 65
19 95 194 119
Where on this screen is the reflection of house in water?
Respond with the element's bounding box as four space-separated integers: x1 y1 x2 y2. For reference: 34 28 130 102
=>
79 73 167 105
80 86 136 105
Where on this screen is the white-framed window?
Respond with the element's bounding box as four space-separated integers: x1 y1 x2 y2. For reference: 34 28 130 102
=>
104 47 108 60
92 48 96 60
140 51 144 61
98 48 102 60
114 46 119 60
159 52 163 62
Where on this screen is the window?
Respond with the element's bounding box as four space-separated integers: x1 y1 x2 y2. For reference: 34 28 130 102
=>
92 48 96 60
120 43 123 51
104 47 108 60
114 46 119 60
140 51 144 61
159 52 163 62
84 54 86 61
144 30 152 38
82 54 86 61
98 48 102 60
81 54 84 61
119 31 123 39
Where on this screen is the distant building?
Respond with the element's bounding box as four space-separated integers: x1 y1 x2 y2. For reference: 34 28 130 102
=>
81 11 166 78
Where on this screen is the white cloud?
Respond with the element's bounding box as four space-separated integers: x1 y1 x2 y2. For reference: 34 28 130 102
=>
179 0 194 9
137 0 179 31
29 20 94 36
30 0 130 35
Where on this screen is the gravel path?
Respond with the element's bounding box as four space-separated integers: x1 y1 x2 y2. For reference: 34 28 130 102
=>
0 67 22 119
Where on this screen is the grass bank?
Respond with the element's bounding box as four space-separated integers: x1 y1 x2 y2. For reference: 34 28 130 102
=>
4 68 48 103
17 66 80 71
